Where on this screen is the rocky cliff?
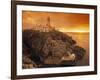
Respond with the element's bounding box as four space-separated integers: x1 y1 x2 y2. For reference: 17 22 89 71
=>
22 30 86 69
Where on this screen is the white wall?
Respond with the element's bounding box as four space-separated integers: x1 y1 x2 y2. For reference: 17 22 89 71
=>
0 0 99 80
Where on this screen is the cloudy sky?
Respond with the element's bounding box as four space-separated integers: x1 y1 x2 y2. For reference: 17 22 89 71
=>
22 11 89 32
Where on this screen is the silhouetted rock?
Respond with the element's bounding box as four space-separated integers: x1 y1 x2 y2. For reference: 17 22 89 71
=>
22 30 86 68
72 46 86 60
22 55 38 69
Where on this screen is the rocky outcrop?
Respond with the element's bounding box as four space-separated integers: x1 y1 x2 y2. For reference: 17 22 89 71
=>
22 55 38 69
22 30 86 68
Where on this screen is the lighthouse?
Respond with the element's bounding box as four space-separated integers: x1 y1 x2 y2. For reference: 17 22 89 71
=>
32 16 55 32
47 17 50 27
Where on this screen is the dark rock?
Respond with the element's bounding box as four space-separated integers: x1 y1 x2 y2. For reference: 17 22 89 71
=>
22 30 86 68
22 55 38 69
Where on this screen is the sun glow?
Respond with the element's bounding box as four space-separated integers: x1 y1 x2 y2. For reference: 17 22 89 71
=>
58 28 67 32
58 27 89 33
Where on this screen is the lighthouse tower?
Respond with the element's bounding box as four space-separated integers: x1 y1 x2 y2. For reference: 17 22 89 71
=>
46 17 52 31
47 17 50 27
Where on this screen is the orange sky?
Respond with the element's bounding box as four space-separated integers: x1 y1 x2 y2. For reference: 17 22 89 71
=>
22 11 89 32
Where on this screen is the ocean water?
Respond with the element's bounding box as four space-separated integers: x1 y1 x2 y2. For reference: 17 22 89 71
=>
65 32 89 66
